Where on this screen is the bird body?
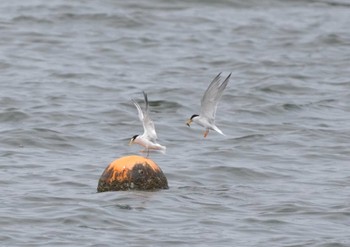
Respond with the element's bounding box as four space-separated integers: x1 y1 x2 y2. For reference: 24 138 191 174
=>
191 116 224 135
130 134 166 154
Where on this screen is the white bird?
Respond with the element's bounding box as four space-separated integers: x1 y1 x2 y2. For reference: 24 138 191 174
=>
186 72 231 138
129 91 166 155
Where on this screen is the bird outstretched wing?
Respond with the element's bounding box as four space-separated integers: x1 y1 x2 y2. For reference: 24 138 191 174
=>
132 92 158 142
200 73 231 122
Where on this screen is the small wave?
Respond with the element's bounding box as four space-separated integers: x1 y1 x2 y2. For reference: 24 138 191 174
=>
0 110 29 122
12 15 53 24
205 165 282 181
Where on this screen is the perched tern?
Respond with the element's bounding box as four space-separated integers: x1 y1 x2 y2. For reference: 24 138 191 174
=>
186 72 231 138
129 91 166 155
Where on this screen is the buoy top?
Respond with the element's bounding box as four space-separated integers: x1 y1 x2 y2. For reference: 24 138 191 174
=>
102 155 161 183
109 155 160 170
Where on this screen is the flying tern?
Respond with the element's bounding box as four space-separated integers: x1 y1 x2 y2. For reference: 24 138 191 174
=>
186 72 231 138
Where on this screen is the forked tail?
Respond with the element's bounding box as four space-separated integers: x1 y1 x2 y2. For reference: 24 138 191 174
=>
154 144 166 154
212 125 225 136
158 146 166 154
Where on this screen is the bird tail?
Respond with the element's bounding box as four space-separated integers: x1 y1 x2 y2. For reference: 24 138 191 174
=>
212 125 225 136
155 144 166 154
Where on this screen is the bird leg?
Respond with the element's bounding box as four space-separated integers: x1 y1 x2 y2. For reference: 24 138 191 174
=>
204 129 209 138
140 149 150 157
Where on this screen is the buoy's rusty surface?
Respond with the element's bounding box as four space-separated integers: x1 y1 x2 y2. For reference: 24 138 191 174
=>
97 155 168 192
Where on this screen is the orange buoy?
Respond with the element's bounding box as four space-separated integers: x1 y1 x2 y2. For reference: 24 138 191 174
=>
97 155 168 192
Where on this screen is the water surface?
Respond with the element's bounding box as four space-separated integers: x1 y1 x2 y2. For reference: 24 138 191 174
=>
1 0 350 246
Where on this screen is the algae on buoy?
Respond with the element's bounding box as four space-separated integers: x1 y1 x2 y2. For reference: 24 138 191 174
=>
97 155 168 192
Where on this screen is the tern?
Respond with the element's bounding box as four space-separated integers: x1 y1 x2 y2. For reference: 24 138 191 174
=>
186 72 231 138
129 92 166 155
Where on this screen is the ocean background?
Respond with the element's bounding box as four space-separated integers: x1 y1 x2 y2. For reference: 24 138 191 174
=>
1 0 350 246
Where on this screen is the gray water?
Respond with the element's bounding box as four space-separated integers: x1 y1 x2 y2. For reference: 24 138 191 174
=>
1 0 350 246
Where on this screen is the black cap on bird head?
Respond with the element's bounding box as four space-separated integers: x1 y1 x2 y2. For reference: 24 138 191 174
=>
186 114 199 127
190 114 199 120
129 134 139 145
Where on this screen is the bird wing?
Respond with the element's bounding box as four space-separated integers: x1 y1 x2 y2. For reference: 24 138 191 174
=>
132 92 158 141
200 73 231 121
